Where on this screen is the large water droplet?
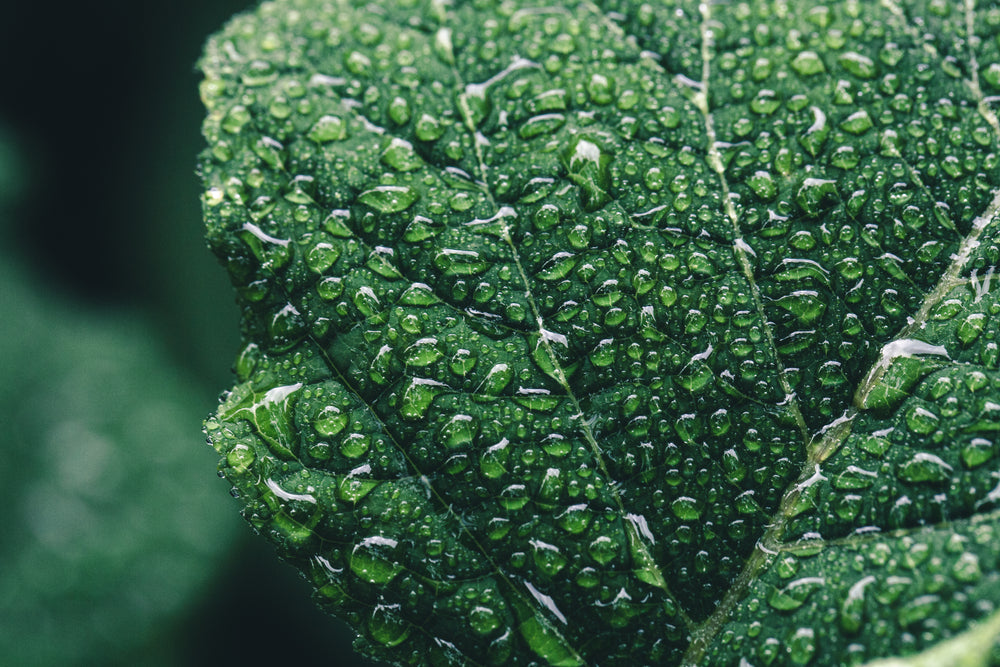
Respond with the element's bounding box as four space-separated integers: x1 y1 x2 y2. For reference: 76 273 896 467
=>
563 135 613 212
898 452 952 484
358 185 419 213
351 536 402 584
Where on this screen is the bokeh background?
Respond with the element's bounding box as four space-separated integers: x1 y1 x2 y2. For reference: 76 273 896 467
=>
0 2 374 664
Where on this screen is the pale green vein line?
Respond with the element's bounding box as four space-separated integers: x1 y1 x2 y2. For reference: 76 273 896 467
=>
682 0 1000 663
691 5 812 448
448 0 694 640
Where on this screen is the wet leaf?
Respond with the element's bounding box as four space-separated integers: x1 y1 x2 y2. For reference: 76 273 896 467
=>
198 0 1000 664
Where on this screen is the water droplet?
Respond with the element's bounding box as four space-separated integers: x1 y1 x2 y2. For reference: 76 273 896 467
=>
358 185 419 213
434 248 489 276
253 136 285 168
796 179 838 217
556 504 591 534
315 405 348 437
839 575 875 634
897 594 939 627
531 540 567 576
787 626 817 664
961 438 994 469
227 443 255 473
306 239 341 273
404 337 445 367
399 282 442 306
415 113 445 141
516 602 583 667
323 209 353 237
905 406 940 435
439 413 477 449
898 452 952 484
840 110 874 135
498 483 528 510
388 96 411 126
369 605 410 646
242 59 278 86
308 115 348 142
519 113 567 139
587 73 615 105
480 363 513 395
399 378 445 420
469 606 501 636
563 135 613 212
317 276 344 301
353 286 382 319
831 465 877 490
791 51 825 76
750 89 781 115
341 433 370 458
838 51 877 79
799 106 829 156
381 137 423 171
222 105 252 134
748 170 777 200
671 496 702 521
952 552 982 583
588 535 620 565
956 312 986 346
776 289 827 324
768 577 824 611
338 475 378 503
350 536 402 584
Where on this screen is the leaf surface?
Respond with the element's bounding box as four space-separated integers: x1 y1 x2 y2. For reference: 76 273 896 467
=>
199 0 1000 664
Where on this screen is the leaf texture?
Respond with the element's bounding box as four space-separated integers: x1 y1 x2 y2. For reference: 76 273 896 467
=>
198 0 1000 664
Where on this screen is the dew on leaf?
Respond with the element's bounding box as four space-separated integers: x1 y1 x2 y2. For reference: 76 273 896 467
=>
381 137 423 171
588 535 619 566
897 452 953 484
839 575 875 634
340 433 370 458
308 115 348 143
369 605 410 647
671 496 702 521
838 52 877 79
350 536 403 584
314 405 348 437
791 51 825 77
787 626 817 665
469 606 502 636
358 185 419 213
840 110 874 134
767 577 825 612
404 337 445 367
399 378 445 420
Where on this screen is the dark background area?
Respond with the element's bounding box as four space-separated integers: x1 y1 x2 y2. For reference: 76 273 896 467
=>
0 2 375 665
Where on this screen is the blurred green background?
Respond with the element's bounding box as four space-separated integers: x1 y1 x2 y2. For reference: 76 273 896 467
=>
0 2 374 664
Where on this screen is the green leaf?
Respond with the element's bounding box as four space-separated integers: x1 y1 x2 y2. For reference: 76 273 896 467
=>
198 0 1000 664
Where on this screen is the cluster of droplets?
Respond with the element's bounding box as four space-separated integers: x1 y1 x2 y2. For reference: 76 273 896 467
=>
780 246 1000 544
709 518 998 665
199 0 1000 664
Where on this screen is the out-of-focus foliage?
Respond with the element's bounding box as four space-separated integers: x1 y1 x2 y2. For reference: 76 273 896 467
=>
0 231 237 664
